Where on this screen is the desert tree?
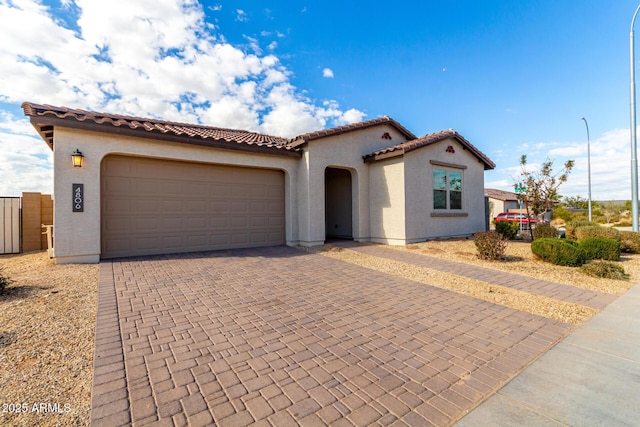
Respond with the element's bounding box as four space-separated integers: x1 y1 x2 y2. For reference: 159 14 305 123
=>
516 155 574 237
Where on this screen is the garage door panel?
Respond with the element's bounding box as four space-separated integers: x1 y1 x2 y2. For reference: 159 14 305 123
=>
209 201 229 213
230 216 248 227
268 201 283 213
104 177 133 193
265 186 283 198
184 216 208 229
229 201 249 213
250 201 266 212
187 199 208 212
186 234 208 246
135 179 161 193
251 232 267 243
103 197 132 215
103 217 130 232
101 156 285 258
231 233 250 244
206 185 230 197
209 233 231 246
268 215 284 226
250 216 267 227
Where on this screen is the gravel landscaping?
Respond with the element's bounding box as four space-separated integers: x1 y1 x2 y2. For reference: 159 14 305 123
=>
398 239 639 296
0 252 98 427
0 239 637 426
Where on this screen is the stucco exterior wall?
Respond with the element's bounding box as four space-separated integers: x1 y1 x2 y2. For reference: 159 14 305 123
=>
298 125 410 245
404 138 487 241
52 127 300 263
48 122 492 262
368 157 406 244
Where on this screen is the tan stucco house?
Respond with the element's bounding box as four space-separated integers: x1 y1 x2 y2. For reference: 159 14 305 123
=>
22 102 495 263
485 188 520 223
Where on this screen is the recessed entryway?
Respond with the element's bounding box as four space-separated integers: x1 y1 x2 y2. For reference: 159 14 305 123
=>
324 167 353 239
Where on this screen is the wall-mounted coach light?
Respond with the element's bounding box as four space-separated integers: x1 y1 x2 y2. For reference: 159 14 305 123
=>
71 149 84 168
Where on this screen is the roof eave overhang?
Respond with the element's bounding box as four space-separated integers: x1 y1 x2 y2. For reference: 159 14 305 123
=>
363 134 496 170
294 118 417 148
28 115 302 158
363 149 404 163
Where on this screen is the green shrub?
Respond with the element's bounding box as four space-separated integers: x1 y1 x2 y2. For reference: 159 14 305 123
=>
579 237 621 261
575 226 620 242
620 231 640 254
495 221 519 240
580 261 629 280
551 206 573 223
474 231 507 260
532 223 559 240
564 221 598 240
0 268 14 295
531 238 586 266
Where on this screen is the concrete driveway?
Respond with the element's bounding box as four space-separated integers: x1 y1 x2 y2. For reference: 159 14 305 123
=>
91 245 574 426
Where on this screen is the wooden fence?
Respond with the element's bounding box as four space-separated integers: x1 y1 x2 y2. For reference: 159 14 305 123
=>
0 197 20 254
0 193 53 255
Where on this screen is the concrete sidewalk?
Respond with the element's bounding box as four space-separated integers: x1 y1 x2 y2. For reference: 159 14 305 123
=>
455 284 640 426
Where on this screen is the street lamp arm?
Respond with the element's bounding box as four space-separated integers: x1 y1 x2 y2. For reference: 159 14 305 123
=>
632 4 640 32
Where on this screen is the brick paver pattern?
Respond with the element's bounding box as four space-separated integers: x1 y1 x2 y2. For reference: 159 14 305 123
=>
332 241 615 310
92 246 574 426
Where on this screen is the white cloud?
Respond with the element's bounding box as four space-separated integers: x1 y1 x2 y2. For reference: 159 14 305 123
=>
0 112 53 196
322 68 334 78
0 0 366 191
235 9 248 22
486 128 637 201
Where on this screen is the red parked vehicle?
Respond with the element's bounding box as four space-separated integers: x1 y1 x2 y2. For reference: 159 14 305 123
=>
494 212 537 226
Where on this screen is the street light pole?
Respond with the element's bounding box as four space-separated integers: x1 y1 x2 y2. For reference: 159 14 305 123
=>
630 5 640 231
581 117 592 222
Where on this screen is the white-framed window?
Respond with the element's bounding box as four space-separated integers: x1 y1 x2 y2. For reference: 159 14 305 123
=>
433 167 463 210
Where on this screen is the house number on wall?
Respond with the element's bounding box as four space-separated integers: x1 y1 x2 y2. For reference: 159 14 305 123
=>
73 183 84 212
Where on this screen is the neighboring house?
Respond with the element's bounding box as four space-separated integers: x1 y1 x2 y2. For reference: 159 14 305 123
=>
485 188 521 222
22 102 496 263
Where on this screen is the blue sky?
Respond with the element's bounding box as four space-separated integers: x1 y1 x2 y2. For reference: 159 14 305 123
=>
1 0 639 199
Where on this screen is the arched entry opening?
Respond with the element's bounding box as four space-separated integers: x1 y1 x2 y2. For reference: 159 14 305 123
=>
325 167 353 239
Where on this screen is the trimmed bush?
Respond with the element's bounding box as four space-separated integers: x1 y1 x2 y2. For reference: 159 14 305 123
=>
620 231 640 254
575 226 620 242
495 221 519 240
551 206 573 223
474 231 507 260
564 221 598 240
580 261 629 280
0 268 13 295
579 237 621 261
531 238 586 266
532 223 559 240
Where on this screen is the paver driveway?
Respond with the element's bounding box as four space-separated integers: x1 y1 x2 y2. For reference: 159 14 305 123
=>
91 245 572 426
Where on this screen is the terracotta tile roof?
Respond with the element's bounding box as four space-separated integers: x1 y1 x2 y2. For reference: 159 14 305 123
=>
363 129 496 170
21 102 298 156
289 116 417 147
485 188 518 201
22 102 496 170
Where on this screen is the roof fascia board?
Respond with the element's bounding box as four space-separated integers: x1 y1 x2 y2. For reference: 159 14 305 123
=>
404 135 495 170
30 116 302 158
363 149 405 163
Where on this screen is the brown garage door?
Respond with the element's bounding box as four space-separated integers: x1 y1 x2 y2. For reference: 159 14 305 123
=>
101 155 285 259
